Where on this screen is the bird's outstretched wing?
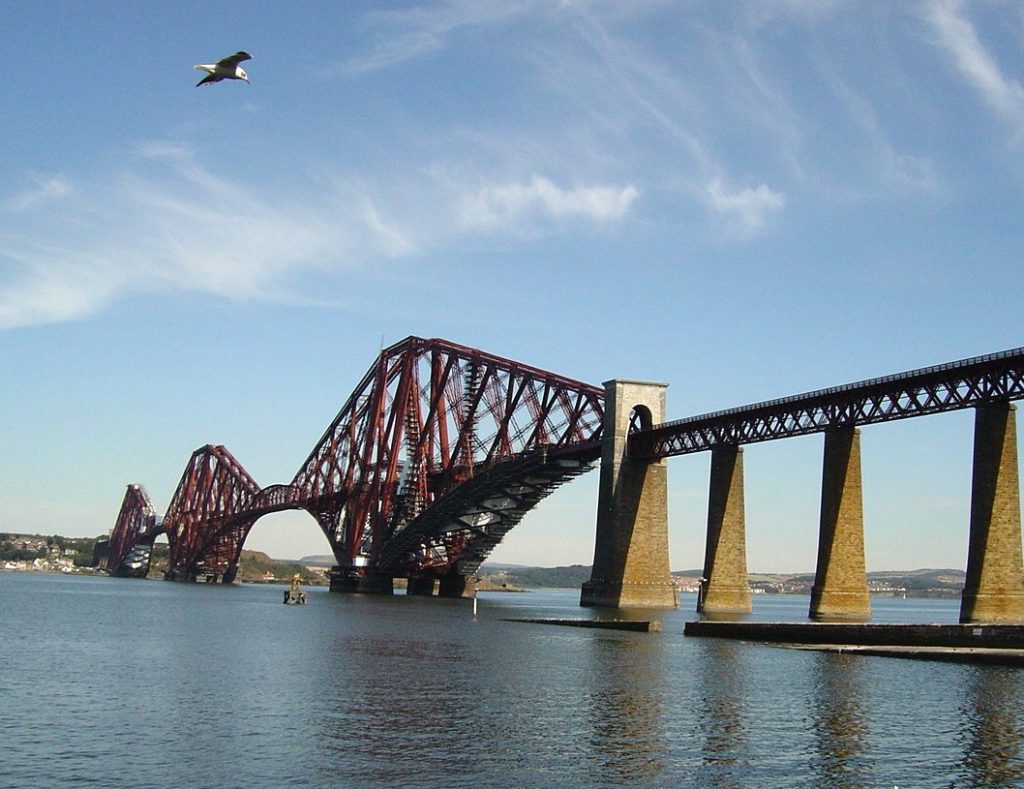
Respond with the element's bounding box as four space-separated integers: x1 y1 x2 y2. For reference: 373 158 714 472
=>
196 73 222 87
217 51 252 67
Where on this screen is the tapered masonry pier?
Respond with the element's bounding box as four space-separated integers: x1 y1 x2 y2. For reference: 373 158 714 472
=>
581 380 677 609
699 446 752 615
810 427 871 621
960 403 1024 623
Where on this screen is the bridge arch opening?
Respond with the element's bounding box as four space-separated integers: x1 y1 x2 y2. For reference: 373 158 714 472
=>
629 404 655 433
242 510 334 571
486 471 600 567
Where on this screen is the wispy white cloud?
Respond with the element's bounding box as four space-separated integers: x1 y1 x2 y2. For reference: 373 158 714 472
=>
517 5 802 234
336 3 832 241
336 1 527 75
0 251 126 328
743 0 843 28
928 0 1024 136
0 146 409 330
6 174 74 212
458 175 639 231
9 4 986 331
824 69 941 195
0 145 638 330
705 177 786 236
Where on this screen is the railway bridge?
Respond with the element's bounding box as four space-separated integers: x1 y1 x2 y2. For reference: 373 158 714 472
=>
105 339 1024 624
105 337 603 597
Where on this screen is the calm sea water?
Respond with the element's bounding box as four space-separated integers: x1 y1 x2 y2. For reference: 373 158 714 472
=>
1 573 1022 788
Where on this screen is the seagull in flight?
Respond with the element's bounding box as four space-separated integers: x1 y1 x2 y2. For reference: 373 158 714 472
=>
194 51 252 87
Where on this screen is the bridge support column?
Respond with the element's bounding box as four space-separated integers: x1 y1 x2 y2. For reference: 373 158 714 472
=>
960 403 1024 624
581 380 677 609
438 574 476 599
809 428 871 621
699 446 751 616
329 567 394 595
407 577 439 596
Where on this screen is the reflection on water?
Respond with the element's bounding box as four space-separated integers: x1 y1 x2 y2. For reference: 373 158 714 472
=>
312 600 494 785
583 635 666 785
956 667 1024 788
810 653 870 788
3 575 1024 787
694 640 750 787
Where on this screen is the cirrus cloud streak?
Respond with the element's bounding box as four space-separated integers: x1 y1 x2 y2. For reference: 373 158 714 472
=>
0 145 639 330
927 0 1024 136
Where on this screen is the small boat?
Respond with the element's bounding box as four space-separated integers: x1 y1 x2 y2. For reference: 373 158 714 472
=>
283 574 307 605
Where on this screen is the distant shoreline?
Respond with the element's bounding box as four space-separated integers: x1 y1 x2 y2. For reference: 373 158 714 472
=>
0 565 966 598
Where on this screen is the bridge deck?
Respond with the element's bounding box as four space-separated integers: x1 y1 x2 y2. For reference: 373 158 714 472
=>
630 347 1024 459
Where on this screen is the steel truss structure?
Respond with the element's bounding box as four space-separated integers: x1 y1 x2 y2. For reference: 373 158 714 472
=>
291 336 604 581
630 347 1024 459
107 484 160 576
110 337 604 583
162 444 263 581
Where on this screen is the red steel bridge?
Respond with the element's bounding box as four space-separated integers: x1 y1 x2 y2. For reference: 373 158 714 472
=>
106 337 605 589
106 338 1024 596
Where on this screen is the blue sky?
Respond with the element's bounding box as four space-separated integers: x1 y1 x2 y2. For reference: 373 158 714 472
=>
2 1 1022 572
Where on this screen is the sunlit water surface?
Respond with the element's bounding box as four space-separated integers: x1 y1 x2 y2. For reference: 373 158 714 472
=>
2 573 1022 788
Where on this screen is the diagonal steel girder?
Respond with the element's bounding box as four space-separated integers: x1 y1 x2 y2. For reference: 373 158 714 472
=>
289 336 605 576
375 443 601 577
162 444 262 580
107 484 162 576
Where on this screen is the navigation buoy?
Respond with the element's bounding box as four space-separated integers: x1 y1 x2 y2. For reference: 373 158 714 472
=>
283 573 307 605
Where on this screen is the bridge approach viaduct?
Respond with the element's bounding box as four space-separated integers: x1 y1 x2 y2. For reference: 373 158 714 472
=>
590 347 1024 624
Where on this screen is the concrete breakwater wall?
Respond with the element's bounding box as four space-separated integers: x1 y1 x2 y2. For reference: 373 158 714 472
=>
684 621 1024 648
504 617 662 632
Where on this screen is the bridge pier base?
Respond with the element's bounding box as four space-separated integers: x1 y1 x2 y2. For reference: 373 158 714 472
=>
960 403 1024 624
810 428 871 621
438 574 476 599
699 446 752 616
581 380 677 609
407 577 439 596
329 567 394 595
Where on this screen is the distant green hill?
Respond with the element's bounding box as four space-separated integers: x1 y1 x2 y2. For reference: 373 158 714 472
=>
297 555 336 567
237 550 324 584
478 563 592 589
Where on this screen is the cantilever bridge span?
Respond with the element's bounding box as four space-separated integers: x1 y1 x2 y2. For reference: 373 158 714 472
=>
107 337 604 592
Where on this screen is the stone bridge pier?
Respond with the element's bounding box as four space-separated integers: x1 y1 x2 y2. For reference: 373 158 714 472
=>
692 403 1024 624
961 402 1024 623
581 380 677 609
580 385 1024 622
698 445 751 616
809 427 870 621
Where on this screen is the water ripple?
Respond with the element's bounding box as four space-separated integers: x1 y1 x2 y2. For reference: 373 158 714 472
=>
2 575 1022 787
